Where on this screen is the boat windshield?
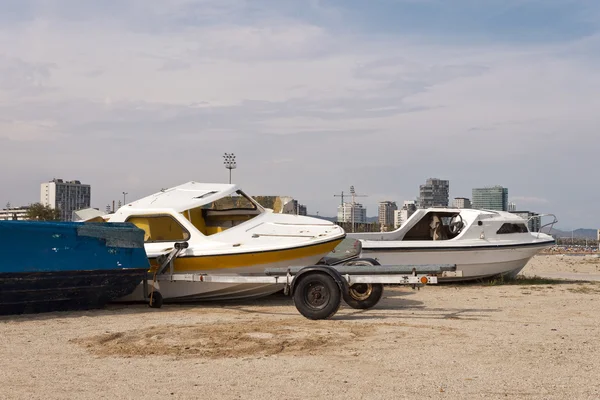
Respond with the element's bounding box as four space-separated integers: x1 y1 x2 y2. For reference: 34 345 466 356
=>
201 190 257 211
184 190 261 236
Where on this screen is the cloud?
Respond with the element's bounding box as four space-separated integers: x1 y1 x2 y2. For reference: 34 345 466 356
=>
0 0 598 228
0 56 55 98
0 118 62 141
510 196 550 205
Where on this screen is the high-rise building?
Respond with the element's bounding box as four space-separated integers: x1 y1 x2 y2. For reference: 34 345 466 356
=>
453 197 471 208
472 186 508 211
337 202 367 224
41 179 91 221
378 201 397 228
419 178 449 208
508 202 517 212
394 200 417 228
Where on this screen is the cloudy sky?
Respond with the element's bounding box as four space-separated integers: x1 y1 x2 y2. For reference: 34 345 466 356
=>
0 0 598 229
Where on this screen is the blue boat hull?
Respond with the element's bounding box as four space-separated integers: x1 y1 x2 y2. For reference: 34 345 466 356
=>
0 221 150 315
0 269 145 314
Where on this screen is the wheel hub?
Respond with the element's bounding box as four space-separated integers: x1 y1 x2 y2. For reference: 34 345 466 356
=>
305 283 329 309
349 284 373 301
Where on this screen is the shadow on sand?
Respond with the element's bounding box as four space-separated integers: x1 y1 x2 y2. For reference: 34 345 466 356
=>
6 277 579 323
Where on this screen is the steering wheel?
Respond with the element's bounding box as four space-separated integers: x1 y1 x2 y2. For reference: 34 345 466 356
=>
448 214 464 235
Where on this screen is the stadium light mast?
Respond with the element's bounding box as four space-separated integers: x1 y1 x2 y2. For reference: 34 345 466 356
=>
223 153 237 184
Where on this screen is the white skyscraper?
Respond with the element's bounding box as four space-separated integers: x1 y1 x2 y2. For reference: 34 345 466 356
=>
337 202 367 224
394 200 417 228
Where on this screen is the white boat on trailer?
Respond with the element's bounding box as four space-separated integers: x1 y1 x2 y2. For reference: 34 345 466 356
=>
347 208 557 282
86 181 347 302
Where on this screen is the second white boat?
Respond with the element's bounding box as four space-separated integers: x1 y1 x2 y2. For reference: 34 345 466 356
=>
347 208 556 281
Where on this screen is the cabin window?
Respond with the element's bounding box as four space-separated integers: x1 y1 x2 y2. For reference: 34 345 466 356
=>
201 190 257 211
496 223 529 234
126 215 190 242
182 190 261 236
403 212 460 241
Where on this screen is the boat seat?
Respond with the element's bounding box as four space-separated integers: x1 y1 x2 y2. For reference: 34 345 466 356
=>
183 208 208 235
205 226 226 235
430 215 448 241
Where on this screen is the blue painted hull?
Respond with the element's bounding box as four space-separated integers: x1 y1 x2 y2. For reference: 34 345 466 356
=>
0 221 150 315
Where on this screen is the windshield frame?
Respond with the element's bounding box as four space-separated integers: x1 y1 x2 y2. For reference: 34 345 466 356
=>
201 190 264 212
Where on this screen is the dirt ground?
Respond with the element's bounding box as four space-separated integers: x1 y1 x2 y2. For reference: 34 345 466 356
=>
1 255 600 399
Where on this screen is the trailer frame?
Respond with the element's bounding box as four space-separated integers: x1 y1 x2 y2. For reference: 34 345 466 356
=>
143 242 454 320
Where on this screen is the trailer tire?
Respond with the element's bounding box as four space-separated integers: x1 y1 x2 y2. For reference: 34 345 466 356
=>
293 272 341 320
148 291 163 308
344 283 384 309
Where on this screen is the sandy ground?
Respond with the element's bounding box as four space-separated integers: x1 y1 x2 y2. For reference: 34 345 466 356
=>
1 255 600 400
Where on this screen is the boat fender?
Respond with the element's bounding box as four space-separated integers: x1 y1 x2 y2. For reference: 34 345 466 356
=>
290 266 349 298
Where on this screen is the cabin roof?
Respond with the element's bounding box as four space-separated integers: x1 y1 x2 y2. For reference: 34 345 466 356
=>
124 181 239 212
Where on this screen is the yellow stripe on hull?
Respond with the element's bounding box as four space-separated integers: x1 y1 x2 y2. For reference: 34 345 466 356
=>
150 238 343 272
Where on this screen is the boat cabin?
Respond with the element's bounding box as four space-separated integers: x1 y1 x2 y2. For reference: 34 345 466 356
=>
106 182 266 243
349 208 533 242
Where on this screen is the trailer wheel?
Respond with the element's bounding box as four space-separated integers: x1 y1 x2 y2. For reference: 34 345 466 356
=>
148 291 163 308
293 273 341 320
344 283 384 309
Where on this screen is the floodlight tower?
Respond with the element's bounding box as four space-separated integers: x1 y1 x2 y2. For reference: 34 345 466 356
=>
223 153 237 184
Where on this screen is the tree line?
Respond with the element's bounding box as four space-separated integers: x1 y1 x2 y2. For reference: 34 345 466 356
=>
25 203 61 221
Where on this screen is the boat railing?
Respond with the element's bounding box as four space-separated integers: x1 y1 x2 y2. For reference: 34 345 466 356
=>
528 214 558 238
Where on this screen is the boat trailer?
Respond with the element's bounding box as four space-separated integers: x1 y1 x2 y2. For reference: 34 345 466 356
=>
143 242 455 320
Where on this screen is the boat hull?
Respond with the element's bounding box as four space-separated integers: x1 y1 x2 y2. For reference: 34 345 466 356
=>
0 269 148 315
0 221 150 315
360 242 553 282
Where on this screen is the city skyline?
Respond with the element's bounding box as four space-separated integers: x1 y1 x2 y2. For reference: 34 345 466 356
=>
0 175 583 230
0 1 598 230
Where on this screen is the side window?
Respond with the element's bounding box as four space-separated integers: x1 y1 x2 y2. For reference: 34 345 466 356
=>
496 223 529 234
127 215 190 242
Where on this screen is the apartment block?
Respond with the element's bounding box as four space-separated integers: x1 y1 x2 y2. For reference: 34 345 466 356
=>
378 201 397 228
419 178 449 208
41 178 91 221
453 197 471 208
337 202 367 224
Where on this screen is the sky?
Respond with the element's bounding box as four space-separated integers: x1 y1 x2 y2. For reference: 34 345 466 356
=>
0 0 599 230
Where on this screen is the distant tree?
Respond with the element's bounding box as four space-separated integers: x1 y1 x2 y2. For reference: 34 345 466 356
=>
26 203 61 221
5 202 11 209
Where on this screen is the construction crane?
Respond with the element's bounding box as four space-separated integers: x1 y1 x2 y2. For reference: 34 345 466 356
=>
333 191 346 207
334 186 368 233
349 185 367 205
349 186 368 233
